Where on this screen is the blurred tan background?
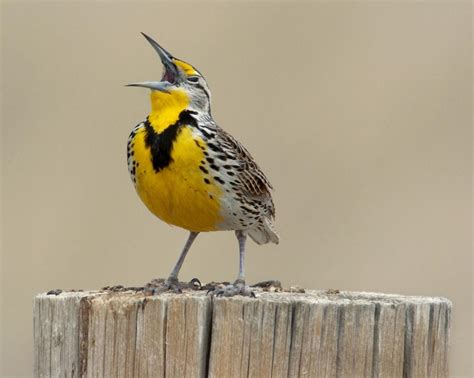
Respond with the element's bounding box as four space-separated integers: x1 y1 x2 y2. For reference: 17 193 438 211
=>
1 1 472 376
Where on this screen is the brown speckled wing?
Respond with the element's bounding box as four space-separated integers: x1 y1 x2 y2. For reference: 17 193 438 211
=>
215 127 276 217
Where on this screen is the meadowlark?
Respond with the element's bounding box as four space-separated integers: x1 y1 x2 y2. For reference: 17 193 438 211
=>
127 33 279 296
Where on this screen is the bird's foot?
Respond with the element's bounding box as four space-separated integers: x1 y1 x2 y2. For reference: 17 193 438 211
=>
209 279 256 298
144 277 201 295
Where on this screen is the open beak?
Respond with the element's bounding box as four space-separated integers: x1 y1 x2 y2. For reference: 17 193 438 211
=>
125 81 171 92
126 33 180 92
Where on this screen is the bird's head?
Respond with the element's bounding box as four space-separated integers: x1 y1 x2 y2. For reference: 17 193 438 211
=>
128 33 211 114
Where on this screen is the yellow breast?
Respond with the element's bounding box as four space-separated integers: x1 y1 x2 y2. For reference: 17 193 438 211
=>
131 124 223 232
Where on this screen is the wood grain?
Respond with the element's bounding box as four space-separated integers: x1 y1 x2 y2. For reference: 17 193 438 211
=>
34 289 451 377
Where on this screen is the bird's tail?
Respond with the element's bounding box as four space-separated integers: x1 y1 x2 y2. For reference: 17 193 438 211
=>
248 218 280 245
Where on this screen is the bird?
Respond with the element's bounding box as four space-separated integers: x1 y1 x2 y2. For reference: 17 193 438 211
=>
126 33 279 296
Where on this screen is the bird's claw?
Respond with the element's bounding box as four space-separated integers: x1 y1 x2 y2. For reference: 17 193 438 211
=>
208 279 256 298
189 277 202 289
144 277 202 295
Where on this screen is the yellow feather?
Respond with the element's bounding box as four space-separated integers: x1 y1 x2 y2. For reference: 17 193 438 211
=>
173 59 198 76
147 89 188 132
131 89 223 231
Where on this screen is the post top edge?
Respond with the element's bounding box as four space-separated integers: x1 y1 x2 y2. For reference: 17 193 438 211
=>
34 288 452 306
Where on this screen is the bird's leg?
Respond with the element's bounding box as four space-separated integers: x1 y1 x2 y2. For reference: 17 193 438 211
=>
236 229 246 282
213 230 255 297
146 232 200 294
168 231 199 282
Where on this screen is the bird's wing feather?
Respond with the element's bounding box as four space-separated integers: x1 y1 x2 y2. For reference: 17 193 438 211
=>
216 128 273 196
196 115 275 217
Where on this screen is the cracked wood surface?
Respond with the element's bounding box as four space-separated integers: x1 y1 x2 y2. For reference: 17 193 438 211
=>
34 289 451 377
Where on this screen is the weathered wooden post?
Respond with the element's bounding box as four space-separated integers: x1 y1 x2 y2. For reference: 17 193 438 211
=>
34 288 451 377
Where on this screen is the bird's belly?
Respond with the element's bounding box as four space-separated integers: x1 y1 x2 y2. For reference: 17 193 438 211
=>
132 128 223 232
136 167 222 231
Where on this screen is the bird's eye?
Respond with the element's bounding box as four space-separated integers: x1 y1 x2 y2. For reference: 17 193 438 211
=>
187 76 199 84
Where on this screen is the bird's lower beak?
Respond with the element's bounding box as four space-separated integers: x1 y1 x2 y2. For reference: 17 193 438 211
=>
126 81 171 92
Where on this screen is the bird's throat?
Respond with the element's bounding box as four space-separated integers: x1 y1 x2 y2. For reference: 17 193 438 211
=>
148 89 190 133
144 109 199 173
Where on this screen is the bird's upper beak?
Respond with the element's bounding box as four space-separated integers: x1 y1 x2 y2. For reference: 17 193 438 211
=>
126 33 181 92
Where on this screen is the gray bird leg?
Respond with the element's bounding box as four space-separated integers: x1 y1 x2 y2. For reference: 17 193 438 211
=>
236 230 247 282
144 231 201 294
168 231 199 282
212 230 255 297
